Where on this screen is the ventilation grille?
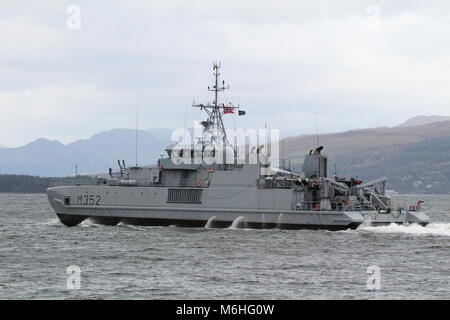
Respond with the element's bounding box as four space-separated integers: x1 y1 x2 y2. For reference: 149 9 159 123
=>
167 188 202 204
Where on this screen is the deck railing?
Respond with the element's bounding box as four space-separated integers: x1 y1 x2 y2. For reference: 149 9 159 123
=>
49 177 100 187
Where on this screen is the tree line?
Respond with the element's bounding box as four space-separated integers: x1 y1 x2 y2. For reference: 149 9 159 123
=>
0 175 52 193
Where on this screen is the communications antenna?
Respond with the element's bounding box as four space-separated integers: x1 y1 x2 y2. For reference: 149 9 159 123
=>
135 90 140 166
192 62 240 146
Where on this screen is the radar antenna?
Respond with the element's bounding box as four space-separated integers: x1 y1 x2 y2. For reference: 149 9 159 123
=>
192 62 239 146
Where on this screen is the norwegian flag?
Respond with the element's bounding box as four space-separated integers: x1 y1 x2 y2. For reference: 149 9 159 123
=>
223 106 235 114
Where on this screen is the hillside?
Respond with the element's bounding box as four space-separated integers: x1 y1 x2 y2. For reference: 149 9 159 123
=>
284 121 450 194
397 115 450 127
1 120 450 194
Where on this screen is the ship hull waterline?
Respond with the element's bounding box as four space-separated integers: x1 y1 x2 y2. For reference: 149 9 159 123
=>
55 213 363 230
48 186 365 230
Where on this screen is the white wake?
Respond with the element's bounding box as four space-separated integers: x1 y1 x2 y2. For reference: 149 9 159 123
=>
205 216 216 229
361 223 450 237
229 216 246 229
79 218 103 228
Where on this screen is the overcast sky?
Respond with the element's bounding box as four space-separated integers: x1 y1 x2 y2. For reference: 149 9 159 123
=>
1 0 450 147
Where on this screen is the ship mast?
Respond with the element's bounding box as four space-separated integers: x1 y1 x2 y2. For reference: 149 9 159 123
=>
193 62 237 146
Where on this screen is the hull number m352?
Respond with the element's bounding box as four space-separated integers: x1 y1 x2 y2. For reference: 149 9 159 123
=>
76 195 101 205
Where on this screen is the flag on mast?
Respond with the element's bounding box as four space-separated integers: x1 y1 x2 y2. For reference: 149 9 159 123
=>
223 106 235 114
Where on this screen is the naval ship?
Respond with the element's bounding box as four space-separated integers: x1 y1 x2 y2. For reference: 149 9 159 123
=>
47 63 430 229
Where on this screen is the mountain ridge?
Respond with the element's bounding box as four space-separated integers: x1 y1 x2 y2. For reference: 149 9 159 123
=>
0 128 172 176
1 118 449 193
397 115 450 127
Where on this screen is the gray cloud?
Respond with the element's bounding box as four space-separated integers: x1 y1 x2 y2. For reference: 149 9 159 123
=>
1 0 450 146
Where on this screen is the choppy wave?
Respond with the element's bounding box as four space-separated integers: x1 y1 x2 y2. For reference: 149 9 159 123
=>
117 221 150 231
361 223 450 237
38 218 63 227
79 218 103 228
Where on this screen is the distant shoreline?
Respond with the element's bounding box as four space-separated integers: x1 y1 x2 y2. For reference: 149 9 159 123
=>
0 191 47 194
0 174 51 193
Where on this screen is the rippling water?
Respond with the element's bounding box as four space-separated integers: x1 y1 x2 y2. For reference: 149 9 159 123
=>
0 193 449 299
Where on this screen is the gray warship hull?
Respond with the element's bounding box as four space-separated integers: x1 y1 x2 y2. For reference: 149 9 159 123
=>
47 63 430 229
47 185 365 230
